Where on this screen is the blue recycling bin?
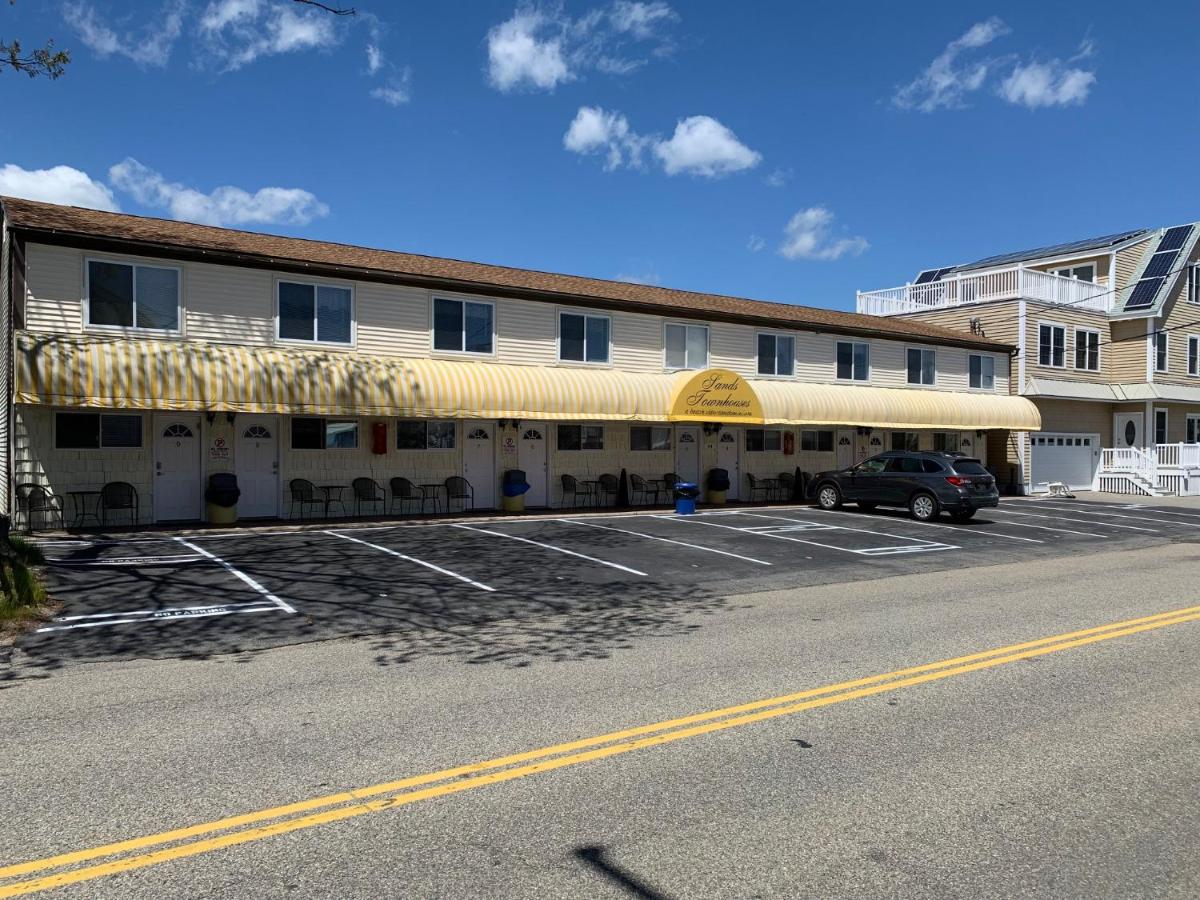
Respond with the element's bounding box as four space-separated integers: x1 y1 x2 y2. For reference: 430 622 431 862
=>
673 481 700 515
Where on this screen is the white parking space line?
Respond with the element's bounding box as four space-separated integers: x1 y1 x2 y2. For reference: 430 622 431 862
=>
733 511 954 548
558 518 773 566
659 515 958 556
1015 503 1200 528
984 519 1106 538
35 603 280 633
325 530 496 592
175 537 298 614
989 508 1159 533
453 524 648 576
48 554 206 567
803 507 1045 543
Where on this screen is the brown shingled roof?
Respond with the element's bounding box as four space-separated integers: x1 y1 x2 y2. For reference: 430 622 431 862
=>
0 196 1010 351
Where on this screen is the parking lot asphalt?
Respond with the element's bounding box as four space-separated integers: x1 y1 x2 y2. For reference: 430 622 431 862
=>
14 496 1200 674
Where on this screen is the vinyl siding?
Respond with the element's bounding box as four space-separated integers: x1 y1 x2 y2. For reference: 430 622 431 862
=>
1114 237 1155 293
901 300 1022 347
24 243 84 333
1024 302 1112 384
1149 247 1200 386
1109 319 1148 383
186 262 273 344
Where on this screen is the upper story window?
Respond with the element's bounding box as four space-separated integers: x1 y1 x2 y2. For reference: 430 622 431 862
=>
278 280 353 345
86 259 180 332
756 332 794 376
1049 263 1095 282
969 354 995 389
1038 324 1065 368
664 323 708 370
1188 336 1199 376
559 312 610 364
906 348 936 385
836 341 869 381
1074 329 1100 372
1189 264 1200 304
1154 331 1168 373
433 297 493 354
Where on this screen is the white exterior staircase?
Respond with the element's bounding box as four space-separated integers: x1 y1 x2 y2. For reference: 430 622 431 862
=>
1097 444 1200 496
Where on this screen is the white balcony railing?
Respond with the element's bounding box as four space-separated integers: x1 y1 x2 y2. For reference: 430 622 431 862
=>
857 266 1111 316
1155 443 1200 469
1101 446 1158 483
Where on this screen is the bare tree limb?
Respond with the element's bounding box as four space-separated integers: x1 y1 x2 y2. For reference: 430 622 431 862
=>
290 0 356 14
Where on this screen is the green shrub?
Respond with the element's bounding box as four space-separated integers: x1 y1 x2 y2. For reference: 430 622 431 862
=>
0 537 48 622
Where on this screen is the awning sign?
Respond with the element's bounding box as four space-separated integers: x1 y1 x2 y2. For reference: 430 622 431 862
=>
669 369 764 423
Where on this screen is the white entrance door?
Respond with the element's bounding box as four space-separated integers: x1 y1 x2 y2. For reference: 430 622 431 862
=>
154 415 202 522
716 429 740 500
464 421 497 509
518 423 549 507
675 426 701 486
236 416 279 518
1113 412 1144 449
836 429 855 469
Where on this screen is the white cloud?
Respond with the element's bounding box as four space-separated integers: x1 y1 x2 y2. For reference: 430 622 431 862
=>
485 2 679 92
563 106 647 169
653 115 761 177
0 164 120 211
998 58 1095 108
746 234 765 253
370 67 412 106
778 207 868 262
198 0 341 72
63 0 186 68
893 17 1011 112
108 158 329 227
763 167 791 189
366 43 384 75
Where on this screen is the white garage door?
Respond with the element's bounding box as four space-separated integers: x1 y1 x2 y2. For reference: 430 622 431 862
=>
1031 433 1099 491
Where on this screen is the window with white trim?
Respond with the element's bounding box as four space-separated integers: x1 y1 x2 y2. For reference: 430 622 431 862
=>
800 430 833 452
559 312 610 364
1049 263 1095 282
1154 331 1168 373
1155 409 1168 445
396 420 456 450
1038 324 1065 368
745 428 782 452
433 297 493 354
756 332 794 376
664 323 708 370
836 341 869 381
1189 336 1200 376
1188 264 1200 304
55 412 142 449
906 348 935 385
1074 329 1100 372
86 259 179 331
291 418 358 449
557 424 604 450
969 354 995 389
278 280 353 345
630 426 671 451
1187 414 1200 444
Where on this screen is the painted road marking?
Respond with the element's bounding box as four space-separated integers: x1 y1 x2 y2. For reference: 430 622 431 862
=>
3 602 1198 897
35 604 280 634
556 519 773 566
48 555 206 567
802 508 1045 544
1019 503 1200 528
988 508 1159 533
324 530 496 592
174 538 297 615
452 524 648 576
735 511 958 554
981 519 1106 538
659 514 958 556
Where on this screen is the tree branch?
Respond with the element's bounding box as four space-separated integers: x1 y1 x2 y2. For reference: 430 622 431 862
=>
0 38 70 78
290 0 356 14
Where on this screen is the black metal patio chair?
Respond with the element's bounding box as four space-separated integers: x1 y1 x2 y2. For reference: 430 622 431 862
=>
288 478 327 520
351 477 386 516
746 474 775 503
777 471 795 502
560 474 596 509
99 481 139 527
629 474 660 506
444 476 474 512
596 473 619 506
14 483 64 532
388 477 427 516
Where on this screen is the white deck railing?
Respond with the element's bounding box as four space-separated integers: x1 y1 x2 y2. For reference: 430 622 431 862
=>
1155 443 1200 469
1100 446 1158 484
857 266 1111 316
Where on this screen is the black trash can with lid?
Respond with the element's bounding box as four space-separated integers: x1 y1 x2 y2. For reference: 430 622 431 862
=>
205 473 241 525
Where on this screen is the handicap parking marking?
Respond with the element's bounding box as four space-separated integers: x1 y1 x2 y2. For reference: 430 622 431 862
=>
556 518 773 566
174 537 298 614
988 507 1160 533
324 530 497 592
659 514 959 556
451 523 649 576
35 601 283 633
804 507 1046 544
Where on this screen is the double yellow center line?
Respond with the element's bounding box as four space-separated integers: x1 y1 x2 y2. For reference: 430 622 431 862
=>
3 601 1199 897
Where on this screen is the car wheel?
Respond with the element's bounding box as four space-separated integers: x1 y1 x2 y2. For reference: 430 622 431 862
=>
816 483 842 510
909 492 938 522
857 501 877 512
950 509 976 522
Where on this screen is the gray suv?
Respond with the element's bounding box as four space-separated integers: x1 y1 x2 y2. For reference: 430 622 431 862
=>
808 451 999 522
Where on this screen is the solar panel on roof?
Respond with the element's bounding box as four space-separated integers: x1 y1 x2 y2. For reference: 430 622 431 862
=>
933 267 954 280
1143 251 1180 279
1158 225 1192 254
914 270 939 284
1125 277 1164 309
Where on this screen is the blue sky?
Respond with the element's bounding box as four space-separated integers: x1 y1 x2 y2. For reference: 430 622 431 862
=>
2 0 1198 311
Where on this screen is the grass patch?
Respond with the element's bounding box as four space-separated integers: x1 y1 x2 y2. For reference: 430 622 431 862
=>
0 536 50 629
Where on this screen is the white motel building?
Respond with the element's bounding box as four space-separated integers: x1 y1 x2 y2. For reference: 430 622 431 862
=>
0 197 1040 527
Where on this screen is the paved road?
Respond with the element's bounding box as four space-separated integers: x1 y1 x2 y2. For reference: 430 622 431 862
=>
1 501 1199 897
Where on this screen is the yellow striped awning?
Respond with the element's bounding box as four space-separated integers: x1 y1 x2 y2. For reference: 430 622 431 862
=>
14 334 1041 431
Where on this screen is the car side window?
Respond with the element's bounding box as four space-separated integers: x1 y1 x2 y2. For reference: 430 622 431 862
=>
854 458 887 475
886 457 922 474
921 459 946 473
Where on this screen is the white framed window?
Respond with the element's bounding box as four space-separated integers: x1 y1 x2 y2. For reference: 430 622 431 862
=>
969 354 995 389
664 322 709 370
54 412 143 449
630 426 671 451
432 297 494 355
1154 331 1169 373
891 431 920 451
396 420 456 450
557 424 604 450
1187 414 1200 444
291 417 358 449
1038 323 1066 368
559 311 610 364
1049 263 1096 282
800 430 833 452
1073 329 1100 372
745 428 782 452
1154 408 1169 445
277 280 354 346
836 341 870 381
756 332 795 376
1189 264 1200 304
1189 336 1200 376
85 258 180 332
906 347 936 385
